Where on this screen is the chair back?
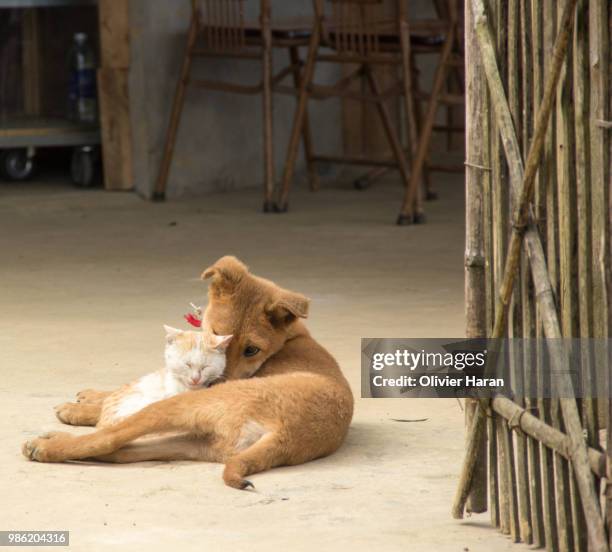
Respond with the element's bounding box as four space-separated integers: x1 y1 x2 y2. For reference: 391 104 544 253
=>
314 0 388 56
191 0 248 51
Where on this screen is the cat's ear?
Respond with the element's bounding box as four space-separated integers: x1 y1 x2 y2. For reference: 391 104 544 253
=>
201 256 248 296
163 325 183 343
212 334 233 352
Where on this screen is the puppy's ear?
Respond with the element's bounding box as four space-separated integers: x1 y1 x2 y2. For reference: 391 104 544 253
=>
266 291 309 327
201 256 248 294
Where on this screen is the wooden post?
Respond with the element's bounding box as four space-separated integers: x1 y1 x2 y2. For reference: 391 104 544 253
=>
22 9 41 116
463 0 487 515
98 0 133 191
589 0 610 448
98 69 133 191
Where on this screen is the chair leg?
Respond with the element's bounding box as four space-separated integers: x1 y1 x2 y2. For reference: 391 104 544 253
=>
364 66 413 213
398 6 425 221
277 23 321 212
350 50 433 204
448 1 465 151
411 55 436 201
261 1 275 212
153 14 199 201
289 46 320 192
398 25 454 224
349 75 435 202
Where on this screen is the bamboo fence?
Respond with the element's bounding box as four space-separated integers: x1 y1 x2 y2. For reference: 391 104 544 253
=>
460 0 610 550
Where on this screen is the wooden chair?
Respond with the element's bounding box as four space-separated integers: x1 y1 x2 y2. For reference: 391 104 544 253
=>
277 0 463 224
395 0 462 223
275 0 426 221
352 0 464 202
154 0 318 211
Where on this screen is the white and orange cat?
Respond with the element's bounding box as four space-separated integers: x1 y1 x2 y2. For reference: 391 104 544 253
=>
96 325 232 428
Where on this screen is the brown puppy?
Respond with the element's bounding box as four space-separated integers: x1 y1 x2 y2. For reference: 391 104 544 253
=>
23 256 354 489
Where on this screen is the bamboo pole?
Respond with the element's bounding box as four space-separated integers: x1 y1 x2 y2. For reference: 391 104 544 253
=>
464 0 488 515
589 0 610 440
572 0 597 451
554 4 577 551
477 1 496 529
500 406 520 541
589 0 611 542
589 0 610 345
507 1 531 543
608 0 612 539
522 226 607 552
519 1 544 547
490 0 510 534
551 402 574 552
490 396 606 478
482 76 498 532
494 1 511 534
539 383 559 551
570 4 591 552
488 0 576 341
455 4 609 550
530 3 557 549
531 0 545 233
452 0 577 521
487 415 499 527
541 2 560 550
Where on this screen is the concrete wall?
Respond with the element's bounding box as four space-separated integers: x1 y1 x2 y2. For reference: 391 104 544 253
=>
128 1 439 199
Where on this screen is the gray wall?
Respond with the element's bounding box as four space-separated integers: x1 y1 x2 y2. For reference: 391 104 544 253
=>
128 1 439 199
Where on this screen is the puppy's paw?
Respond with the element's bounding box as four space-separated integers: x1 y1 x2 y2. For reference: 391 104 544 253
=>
21 432 75 462
55 402 81 425
224 474 256 491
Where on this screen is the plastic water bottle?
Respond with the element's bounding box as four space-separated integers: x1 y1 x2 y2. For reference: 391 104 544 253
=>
68 33 97 123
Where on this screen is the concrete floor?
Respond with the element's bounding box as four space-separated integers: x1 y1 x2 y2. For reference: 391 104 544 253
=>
0 176 519 552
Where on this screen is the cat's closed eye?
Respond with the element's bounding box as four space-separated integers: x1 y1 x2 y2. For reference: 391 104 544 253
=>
185 361 192 368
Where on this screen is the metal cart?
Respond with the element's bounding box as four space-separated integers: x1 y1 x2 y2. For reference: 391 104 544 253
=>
0 0 100 186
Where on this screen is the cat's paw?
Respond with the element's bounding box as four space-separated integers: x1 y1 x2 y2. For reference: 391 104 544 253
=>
54 402 80 425
22 432 75 462
75 389 99 403
76 389 110 403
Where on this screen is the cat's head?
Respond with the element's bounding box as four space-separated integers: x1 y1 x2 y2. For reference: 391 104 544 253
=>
163 324 233 389
201 256 309 381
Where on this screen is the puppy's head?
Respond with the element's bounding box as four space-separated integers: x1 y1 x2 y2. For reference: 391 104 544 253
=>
201 256 309 380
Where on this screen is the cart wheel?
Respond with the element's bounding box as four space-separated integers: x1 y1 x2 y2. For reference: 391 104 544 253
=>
0 149 36 181
71 148 94 188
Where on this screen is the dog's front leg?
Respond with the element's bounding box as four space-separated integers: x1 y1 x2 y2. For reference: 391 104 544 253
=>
22 394 195 463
